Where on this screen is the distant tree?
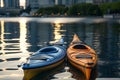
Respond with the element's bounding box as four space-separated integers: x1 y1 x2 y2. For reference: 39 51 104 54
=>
36 5 67 16
87 4 102 16
25 5 31 13
56 5 68 14
68 3 102 16
99 1 120 14
68 4 78 16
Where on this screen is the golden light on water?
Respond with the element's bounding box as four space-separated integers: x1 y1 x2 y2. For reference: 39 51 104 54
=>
0 21 5 55
52 22 63 42
19 18 28 53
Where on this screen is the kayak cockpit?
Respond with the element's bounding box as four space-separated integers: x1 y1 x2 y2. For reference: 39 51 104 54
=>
28 47 60 64
73 44 87 49
40 47 58 53
30 54 54 61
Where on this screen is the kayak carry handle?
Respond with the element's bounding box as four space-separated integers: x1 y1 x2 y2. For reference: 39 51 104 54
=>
17 62 24 68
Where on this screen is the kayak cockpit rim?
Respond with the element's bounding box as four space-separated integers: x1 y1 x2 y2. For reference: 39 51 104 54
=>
73 44 88 49
39 47 58 53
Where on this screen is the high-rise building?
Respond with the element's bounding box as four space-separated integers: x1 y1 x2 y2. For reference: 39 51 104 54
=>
26 0 29 7
56 0 62 5
85 0 93 3
0 0 4 7
26 0 39 9
70 0 93 4
39 0 50 7
49 0 55 5
93 0 119 4
0 0 1 7
62 0 72 6
26 0 56 9
3 0 19 8
77 0 93 3
72 0 78 4
26 0 95 9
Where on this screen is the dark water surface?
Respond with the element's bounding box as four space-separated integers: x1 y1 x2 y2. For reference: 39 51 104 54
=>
0 17 120 80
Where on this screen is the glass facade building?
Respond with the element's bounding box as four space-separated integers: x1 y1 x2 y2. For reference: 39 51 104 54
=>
3 0 19 8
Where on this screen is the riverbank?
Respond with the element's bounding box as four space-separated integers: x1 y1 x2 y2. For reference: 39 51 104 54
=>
96 78 120 80
0 17 120 24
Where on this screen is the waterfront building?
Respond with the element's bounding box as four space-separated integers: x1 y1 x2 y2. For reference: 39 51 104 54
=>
60 0 94 5
38 0 52 7
26 0 120 10
102 0 119 2
3 0 19 8
26 0 55 9
72 0 93 4
85 0 93 3
62 0 72 6
0 0 4 7
26 0 29 7
0 0 1 8
26 0 39 9
56 0 62 5
49 0 55 5
0 0 20 16
26 0 94 9
93 0 120 4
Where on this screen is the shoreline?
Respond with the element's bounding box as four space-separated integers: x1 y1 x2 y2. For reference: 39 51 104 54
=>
0 16 120 24
0 15 120 19
96 78 120 80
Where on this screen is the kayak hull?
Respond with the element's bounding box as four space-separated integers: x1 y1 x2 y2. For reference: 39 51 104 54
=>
22 37 66 80
23 59 64 80
67 34 97 80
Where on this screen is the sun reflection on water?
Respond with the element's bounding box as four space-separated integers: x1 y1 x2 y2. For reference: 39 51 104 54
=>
52 22 65 42
0 20 5 55
0 18 30 80
19 19 29 54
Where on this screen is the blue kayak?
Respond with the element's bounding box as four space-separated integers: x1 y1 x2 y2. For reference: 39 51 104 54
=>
22 38 66 80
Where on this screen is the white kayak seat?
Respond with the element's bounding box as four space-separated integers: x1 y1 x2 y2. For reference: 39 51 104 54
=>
76 54 92 59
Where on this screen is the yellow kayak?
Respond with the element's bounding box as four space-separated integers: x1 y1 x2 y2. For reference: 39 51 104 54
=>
67 34 97 80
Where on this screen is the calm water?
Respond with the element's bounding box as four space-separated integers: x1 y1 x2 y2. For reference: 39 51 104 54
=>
0 17 120 80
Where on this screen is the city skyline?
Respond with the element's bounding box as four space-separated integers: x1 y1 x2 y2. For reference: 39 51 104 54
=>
0 0 25 7
1 0 120 8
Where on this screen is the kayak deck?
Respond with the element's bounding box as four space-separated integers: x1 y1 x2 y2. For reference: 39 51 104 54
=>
67 34 97 80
